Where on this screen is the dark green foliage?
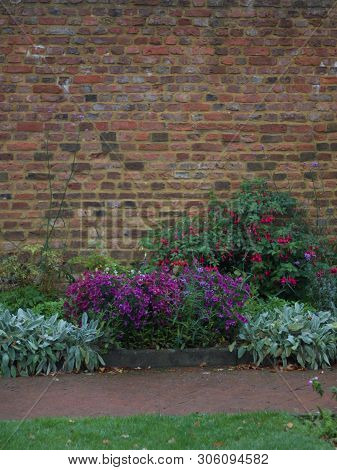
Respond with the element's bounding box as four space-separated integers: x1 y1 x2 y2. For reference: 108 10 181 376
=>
142 179 335 298
0 286 48 312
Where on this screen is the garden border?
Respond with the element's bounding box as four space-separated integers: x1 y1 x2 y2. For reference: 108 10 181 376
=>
103 348 254 368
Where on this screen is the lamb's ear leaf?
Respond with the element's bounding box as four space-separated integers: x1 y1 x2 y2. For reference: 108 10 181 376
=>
228 342 236 353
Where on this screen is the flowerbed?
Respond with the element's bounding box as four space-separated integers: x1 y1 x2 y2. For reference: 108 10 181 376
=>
1 177 337 375
64 267 250 350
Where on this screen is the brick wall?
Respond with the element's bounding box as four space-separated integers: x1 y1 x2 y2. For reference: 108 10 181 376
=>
0 0 337 261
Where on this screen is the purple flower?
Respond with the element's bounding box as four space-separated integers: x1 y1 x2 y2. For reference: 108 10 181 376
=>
64 266 250 338
308 376 319 386
311 161 319 168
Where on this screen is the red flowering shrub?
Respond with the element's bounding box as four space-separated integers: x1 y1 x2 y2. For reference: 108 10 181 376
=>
142 179 336 298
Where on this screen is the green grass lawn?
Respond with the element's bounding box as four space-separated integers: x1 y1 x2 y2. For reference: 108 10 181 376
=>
0 412 334 450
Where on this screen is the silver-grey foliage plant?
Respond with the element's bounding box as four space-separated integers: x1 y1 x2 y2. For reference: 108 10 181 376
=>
0 307 104 377
230 303 337 369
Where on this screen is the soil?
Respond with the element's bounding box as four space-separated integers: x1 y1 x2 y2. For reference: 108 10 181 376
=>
0 366 336 420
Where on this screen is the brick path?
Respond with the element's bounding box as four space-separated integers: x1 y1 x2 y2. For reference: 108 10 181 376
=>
1 367 336 420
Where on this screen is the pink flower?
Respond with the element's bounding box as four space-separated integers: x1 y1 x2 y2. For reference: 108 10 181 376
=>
251 253 262 263
277 235 292 245
260 215 274 224
280 276 297 286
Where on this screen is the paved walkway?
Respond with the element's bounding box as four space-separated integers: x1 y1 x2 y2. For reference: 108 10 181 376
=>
0 367 336 420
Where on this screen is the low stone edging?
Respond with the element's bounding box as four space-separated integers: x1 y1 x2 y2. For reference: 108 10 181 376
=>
103 348 253 368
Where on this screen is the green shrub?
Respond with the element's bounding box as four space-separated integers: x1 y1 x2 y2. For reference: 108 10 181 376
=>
68 252 129 275
142 179 335 298
0 308 104 377
32 299 65 319
0 245 71 295
307 269 337 313
231 303 337 369
244 297 314 318
0 286 48 312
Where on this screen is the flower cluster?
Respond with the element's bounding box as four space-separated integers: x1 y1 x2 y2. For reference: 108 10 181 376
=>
180 266 250 330
64 267 250 335
65 269 182 329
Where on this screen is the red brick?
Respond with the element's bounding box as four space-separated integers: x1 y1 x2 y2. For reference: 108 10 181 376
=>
321 77 337 84
39 17 67 25
143 46 169 55
95 122 109 131
3 65 33 73
33 84 62 94
248 57 276 66
83 16 99 26
191 47 214 55
260 125 287 133
7 36 33 45
287 85 312 93
7 142 38 151
246 47 270 56
192 143 222 151
295 56 321 66
126 46 140 54
185 9 211 17
110 121 137 130
17 122 44 132
222 134 240 142
73 75 104 84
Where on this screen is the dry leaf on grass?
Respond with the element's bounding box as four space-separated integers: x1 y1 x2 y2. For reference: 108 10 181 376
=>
213 441 224 448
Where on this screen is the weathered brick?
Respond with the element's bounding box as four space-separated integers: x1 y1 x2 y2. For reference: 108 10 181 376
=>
60 143 81 153
125 162 144 171
102 143 119 153
247 162 263 171
326 123 337 132
151 132 168 142
27 173 54 181
316 143 329 151
300 152 316 161
34 152 52 161
214 181 230 190
261 135 283 143
100 132 116 142
85 94 97 102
